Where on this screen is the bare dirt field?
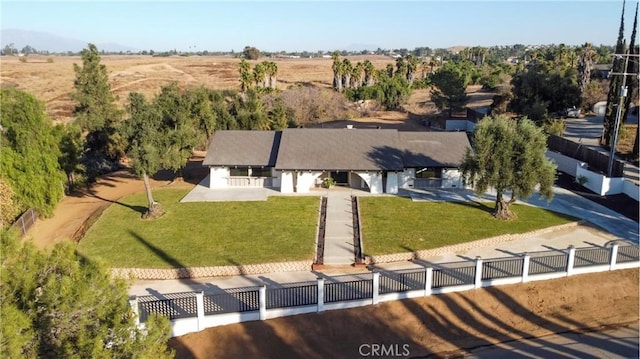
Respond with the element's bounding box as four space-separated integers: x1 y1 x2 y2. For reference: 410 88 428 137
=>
170 269 639 358
0 54 411 123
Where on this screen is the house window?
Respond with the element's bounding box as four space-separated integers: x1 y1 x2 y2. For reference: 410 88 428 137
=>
250 168 271 177
415 168 442 178
230 167 249 176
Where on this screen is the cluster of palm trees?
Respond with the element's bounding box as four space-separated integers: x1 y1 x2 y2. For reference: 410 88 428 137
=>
331 52 433 93
238 59 278 92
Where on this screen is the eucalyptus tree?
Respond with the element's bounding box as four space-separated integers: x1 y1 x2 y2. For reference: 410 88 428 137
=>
461 115 556 220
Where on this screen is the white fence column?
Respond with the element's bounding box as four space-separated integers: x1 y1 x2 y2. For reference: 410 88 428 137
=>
474 257 483 288
196 291 205 330
424 267 433 296
317 278 325 312
259 286 267 320
522 253 531 283
566 246 576 276
372 272 380 305
610 243 619 270
129 296 140 326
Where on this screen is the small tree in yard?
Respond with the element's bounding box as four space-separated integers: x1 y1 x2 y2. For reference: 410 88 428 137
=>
461 115 556 220
122 92 164 219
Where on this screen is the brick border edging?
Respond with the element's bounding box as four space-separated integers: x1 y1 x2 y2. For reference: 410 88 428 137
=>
112 260 312 280
366 221 585 265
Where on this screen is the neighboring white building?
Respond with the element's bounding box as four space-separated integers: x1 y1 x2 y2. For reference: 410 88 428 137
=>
202 128 471 194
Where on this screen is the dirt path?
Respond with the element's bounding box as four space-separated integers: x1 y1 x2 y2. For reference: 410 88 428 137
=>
169 269 639 359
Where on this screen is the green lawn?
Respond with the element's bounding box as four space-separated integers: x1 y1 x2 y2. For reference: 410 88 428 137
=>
77 189 320 268
359 197 576 256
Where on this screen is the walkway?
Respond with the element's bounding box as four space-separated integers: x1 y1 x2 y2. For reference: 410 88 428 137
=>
322 189 356 265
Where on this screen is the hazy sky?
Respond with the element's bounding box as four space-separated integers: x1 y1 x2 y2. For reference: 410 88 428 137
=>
1 1 637 52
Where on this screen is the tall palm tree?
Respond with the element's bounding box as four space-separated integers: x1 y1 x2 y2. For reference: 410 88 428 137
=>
577 42 595 94
253 62 266 89
238 59 253 92
363 59 376 86
405 54 418 85
331 51 342 91
352 62 364 89
341 59 353 90
395 57 407 79
265 61 278 89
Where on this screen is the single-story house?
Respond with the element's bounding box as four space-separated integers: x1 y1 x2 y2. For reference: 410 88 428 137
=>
202 128 472 194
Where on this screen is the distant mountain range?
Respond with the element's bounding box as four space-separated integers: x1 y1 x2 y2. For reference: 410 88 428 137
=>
1 29 138 53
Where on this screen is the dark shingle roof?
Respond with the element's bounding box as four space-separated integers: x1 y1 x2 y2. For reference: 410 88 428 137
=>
399 132 471 167
275 128 404 171
202 129 470 170
202 131 280 167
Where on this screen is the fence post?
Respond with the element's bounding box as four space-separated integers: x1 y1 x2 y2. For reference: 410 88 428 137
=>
522 253 530 283
196 291 204 330
372 272 380 305
474 257 483 288
610 243 619 270
129 296 140 327
317 278 325 312
259 286 267 320
424 267 433 296
566 246 576 276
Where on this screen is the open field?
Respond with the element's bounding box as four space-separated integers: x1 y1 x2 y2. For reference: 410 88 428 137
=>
77 188 320 268
0 54 416 123
359 197 575 255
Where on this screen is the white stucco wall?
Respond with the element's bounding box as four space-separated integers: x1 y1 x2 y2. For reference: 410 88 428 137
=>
546 151 580 177
399 169 414 188
575 163 625 196
386 172 399 194
441 169 463 188
296 172 323 193
271 168 281 188
280 171 294 193
209 167 229 188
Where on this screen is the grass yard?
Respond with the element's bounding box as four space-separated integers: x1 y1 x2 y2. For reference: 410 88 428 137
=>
359 197 576 255
77 189 320 268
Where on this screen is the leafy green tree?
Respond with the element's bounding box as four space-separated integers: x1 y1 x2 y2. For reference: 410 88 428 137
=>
122 92 165 218
461 115 556 220
153 83 199 177
70 43 123 163
185 87 216 147
0 88 66 217
0 230 174 358
54 124 86 193
242 46 260 60
430 62 470 117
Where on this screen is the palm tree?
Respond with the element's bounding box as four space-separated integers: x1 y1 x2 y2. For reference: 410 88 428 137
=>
363 59 376 86
253 62 266 89
578 42 595 94
341 59 353 90
395 57 407 79
238 59 253 92
331 51 342 91
264 61 278 89
352 62 364 89
405 54 418 85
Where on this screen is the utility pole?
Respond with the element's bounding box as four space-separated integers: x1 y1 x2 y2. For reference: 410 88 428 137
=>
607 52 639 177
